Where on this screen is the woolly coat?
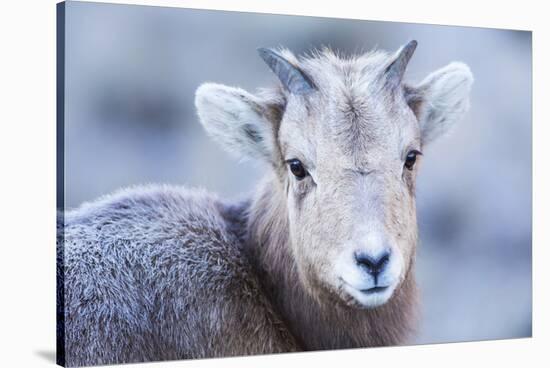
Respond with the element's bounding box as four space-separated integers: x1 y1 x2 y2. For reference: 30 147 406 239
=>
57 182 416 367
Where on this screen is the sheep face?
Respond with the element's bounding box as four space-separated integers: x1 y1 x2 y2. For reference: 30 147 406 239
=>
195 42 473 308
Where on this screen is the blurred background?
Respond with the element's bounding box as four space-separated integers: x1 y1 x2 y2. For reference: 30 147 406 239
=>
63 1 532 345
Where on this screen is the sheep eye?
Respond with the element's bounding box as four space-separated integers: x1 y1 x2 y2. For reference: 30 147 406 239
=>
287 159 307 180
404 150 421 170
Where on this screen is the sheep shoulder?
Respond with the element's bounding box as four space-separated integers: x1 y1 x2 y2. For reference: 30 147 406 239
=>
58 185 298 367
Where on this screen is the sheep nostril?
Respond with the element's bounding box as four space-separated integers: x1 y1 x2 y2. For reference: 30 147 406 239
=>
354 250 391 277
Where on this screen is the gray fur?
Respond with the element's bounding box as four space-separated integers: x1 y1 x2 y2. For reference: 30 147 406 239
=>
59 186 298 366
58 44 473 367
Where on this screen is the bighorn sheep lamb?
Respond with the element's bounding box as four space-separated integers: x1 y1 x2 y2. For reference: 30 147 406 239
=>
57 41 473 367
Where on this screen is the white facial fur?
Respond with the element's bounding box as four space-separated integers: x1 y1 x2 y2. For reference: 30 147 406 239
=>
195 46 473 308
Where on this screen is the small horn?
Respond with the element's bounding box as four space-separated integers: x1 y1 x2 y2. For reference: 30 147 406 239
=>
385 40 418 86
257 48 316 95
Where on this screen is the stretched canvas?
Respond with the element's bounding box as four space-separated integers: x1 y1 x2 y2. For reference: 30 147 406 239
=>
56 1 532 366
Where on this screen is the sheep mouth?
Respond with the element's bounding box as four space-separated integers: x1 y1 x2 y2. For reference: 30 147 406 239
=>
359 286 389 294
338 281 394 309
338 277 395 308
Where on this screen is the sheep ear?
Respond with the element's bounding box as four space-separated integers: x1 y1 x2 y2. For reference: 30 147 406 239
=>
406 62 474 146
195 83 277 161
